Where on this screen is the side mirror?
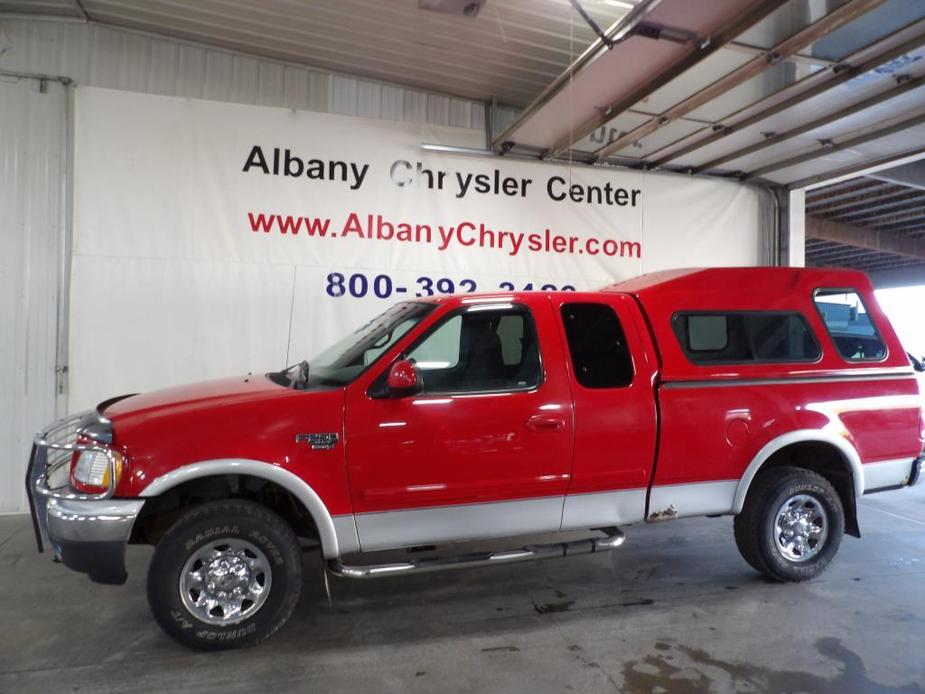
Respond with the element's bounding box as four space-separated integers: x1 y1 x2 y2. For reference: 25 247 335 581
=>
386 359 422 395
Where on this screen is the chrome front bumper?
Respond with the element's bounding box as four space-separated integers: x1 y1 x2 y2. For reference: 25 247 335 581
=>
26 412 144 585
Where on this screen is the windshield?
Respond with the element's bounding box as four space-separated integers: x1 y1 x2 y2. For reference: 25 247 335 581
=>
274 302 435 388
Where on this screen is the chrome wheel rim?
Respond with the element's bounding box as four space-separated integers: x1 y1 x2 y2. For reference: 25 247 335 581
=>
773 493 828 562
180 538 271 625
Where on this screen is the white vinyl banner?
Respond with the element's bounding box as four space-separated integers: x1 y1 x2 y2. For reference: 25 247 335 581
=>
71 87 768 411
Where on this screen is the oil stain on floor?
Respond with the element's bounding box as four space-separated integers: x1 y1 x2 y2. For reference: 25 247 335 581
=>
621 638 924 694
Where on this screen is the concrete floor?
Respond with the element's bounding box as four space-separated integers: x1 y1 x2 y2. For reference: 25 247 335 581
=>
1 486 924 694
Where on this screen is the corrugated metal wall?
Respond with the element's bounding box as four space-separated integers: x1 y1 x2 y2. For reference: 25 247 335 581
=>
0 17 505 512
0 76 65 513
0 18 493 129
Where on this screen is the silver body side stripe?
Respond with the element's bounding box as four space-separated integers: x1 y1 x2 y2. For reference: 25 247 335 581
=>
354 496 566 552
863 458 917 491
648 480 739 519
560 488 647 530
332 514 361 555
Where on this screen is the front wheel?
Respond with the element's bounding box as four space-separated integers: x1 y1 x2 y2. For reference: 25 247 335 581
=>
146 499 302 650
734 466 845 582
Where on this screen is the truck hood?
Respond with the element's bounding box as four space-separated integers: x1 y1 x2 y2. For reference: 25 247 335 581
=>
103 375 293 424
101 375 348 500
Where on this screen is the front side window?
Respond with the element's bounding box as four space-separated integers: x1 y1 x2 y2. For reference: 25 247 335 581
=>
406 306 541 393
561 303 634 388
673 312 820 365
814 289 887 361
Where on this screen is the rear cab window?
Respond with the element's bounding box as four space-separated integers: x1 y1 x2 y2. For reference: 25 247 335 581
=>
813 289 887 361
561 303 634 387
672 312 820 365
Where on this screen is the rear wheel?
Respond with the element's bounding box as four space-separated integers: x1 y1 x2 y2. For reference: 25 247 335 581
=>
733 466 844 582
147 499 302 649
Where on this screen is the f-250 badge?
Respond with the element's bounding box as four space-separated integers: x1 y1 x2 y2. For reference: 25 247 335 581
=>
295 432 339 450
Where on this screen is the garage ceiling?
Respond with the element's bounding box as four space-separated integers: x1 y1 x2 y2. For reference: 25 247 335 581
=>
5 0 924 189
0 0 633 107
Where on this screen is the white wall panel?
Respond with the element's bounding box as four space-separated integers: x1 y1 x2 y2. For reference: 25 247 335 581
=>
69 256 296 402
0 76 65 513
0 18 487 130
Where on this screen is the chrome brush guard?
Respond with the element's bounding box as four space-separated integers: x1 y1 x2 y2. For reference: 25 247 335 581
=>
26 410 119 553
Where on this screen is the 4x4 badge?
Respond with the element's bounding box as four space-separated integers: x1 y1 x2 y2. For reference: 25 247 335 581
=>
295 432 339 450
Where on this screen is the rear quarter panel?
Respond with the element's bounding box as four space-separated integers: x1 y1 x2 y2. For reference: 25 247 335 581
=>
655 376 923 489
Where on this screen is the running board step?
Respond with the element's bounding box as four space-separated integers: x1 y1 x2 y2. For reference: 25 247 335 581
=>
327 528 625 579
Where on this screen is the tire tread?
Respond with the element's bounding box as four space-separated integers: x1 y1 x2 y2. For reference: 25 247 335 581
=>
147 499 302 650
733 466 844 582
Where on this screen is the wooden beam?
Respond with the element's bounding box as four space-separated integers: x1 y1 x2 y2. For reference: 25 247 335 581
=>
806 216 925 261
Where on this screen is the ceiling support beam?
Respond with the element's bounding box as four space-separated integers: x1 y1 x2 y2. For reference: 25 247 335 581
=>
872 215 925 234
569 0 623 50
862 260 925 273
807 185 908 214
868 160 925 191
591 0 887 160
491 0 663 150
743 112 925 180
692 75 925 174
837 199 925 225
807 243 901 262
646 20 925 168
543 0 790 158
791 145 925 189
813 254 917 270
808 248 924 271
807 216 925 261
725 40 837 67
71 0 89 21
806 179 889 204
807 247 879 262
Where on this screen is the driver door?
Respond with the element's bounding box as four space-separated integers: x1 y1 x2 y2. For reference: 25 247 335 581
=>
344 299 574 551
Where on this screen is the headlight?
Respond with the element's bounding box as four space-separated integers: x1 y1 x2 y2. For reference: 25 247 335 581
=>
69 435 124 494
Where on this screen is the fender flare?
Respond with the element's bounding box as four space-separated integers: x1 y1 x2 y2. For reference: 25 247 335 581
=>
732 430 865 514
139 459 345 558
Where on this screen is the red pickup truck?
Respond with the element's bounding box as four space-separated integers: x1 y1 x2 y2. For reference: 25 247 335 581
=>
27 267 925 649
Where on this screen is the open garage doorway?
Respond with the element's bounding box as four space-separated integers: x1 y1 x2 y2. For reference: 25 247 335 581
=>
799 155 925 365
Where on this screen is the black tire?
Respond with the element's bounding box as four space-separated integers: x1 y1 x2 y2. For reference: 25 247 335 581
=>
146 499 302 650
733 466 844 582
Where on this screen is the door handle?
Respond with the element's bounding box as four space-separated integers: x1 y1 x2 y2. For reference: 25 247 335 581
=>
526 414 566 432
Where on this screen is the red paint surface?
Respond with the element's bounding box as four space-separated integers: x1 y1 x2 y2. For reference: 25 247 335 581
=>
103 268 924 519
108 377 353 514
345 295 574 513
